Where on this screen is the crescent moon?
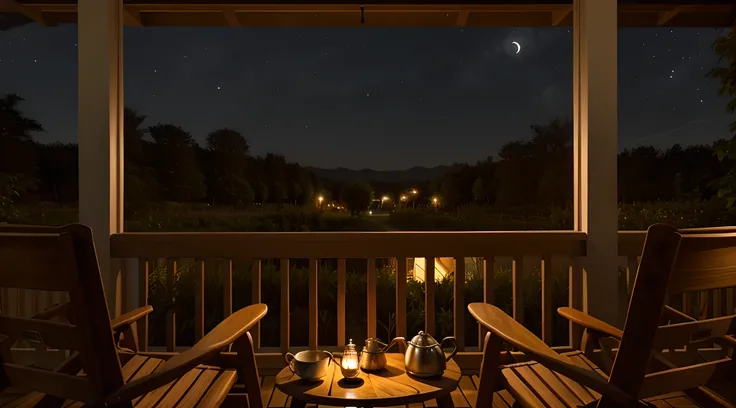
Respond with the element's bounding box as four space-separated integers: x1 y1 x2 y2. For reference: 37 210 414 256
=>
512 41 521 54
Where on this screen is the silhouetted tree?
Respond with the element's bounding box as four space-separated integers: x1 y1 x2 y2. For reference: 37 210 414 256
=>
149 124 206 202
708 26 736 206
205 128 251 206
0 94 42 179
341 181 374 217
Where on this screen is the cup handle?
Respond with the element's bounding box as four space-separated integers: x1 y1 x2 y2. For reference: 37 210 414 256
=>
441 337 458 362
284 352 296 374
324 350 335 367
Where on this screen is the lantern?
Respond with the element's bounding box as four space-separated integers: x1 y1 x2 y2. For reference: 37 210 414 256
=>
341 339 360 380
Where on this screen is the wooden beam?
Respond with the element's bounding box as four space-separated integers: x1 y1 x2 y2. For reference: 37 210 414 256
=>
456 11 469 26
551 8 572 26
123 7 142 27
0 0 49 25
223 10 240 27
657 7 681 26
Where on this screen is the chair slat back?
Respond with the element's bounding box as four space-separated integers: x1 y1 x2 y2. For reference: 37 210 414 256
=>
607 224 736 404
604 224 682 403
668 232 736 294
0 224 124 405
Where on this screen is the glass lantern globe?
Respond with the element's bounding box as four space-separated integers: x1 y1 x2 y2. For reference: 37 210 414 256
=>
341 339 360 380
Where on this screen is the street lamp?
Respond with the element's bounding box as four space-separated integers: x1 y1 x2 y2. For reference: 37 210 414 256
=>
318 195 324 209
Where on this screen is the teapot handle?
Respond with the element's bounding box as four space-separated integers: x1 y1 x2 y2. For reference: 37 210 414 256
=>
440 337 458 362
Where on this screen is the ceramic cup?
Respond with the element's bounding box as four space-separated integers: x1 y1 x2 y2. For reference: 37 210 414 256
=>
284 350 334 381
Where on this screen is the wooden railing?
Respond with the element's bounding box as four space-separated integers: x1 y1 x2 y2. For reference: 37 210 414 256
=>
5 229 736 374
108 231 588 365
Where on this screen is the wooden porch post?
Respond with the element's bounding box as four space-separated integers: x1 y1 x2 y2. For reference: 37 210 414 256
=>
78 0 124 316
573 0 619 325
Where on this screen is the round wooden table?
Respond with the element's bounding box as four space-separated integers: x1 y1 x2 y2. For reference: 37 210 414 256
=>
275 353 461 408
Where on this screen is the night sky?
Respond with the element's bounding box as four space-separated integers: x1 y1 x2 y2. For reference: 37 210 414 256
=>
0 24 732 170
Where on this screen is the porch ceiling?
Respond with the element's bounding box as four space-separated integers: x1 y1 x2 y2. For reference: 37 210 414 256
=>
0 1 734 28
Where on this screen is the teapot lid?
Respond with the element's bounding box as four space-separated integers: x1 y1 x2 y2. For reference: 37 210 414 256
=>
364 337 386 353
409 331 438 347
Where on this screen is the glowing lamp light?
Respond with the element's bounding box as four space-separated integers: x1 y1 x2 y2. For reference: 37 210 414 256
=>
400 195 408 202
433 197 438 204
341 339 360 379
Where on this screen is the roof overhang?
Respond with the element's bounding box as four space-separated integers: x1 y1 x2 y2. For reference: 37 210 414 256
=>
1 1 735 28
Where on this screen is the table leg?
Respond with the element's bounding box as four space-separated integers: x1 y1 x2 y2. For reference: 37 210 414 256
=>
289 398 307 408
437 393 455 408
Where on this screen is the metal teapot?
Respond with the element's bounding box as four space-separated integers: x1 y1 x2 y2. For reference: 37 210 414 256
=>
359 337 399 372
401 331 457 377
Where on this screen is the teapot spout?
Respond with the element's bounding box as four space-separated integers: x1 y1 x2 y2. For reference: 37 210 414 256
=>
387 337 408 353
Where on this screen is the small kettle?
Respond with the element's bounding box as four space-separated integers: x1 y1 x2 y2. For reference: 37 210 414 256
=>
359 337 399 372
401 331 457 377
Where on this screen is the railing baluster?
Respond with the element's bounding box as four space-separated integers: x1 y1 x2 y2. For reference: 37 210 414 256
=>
727 288 734 315
541 255 554 345
166 258 177 352
425 257 435 335
337 258 346 347
480 257 494 349
309 258 318 349
138 259 149 351
251 259 262 349
682 292 692 316
280 259 290 353
194 259 205 341
512 255 525 323
453 257 465 351
569 258 583 349
17 290 26 317
223 259 233 318
121 259 132 314
367 258 377 339
396 257 407 340
713 289 723 318
1 287 8 315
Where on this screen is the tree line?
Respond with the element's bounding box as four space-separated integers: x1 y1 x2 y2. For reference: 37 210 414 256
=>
0 94 322 216
2 92 736 221
432 119 733 211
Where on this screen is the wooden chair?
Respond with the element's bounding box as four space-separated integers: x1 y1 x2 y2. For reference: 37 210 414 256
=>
469 224 736 408
0 224 267 407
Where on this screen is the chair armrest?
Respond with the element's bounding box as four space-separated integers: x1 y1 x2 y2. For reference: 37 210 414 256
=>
557 307 623 340
662 306 736 349
105 303 267 405
468 303 633 406
111 306 154 331
32 302 71 321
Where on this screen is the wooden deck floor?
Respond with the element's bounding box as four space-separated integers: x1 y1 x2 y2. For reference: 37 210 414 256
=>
258 374 516 408
258 376 701 408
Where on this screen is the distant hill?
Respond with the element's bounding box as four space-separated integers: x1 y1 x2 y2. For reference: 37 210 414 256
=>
306 165 461 183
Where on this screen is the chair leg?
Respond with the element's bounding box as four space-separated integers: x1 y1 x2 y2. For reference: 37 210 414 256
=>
233 332 263 408
477 332 504 408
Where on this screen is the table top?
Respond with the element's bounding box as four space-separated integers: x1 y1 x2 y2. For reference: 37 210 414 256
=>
274 353 461 407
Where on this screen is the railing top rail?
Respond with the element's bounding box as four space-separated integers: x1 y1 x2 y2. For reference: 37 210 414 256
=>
618 230 647 257
111 230 587 259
